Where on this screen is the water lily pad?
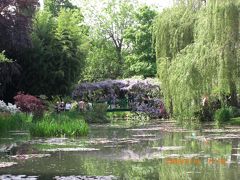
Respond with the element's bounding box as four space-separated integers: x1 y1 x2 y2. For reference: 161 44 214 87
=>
212 134 240 140
88 138 114 144
103 145 124 148
127 127 164 131
0 162 17 168
152 146 184 151
11 154 51 160
0 175 38 179
43 148 100 152
54 175 117 180
132 134 156 138
0 143 17 153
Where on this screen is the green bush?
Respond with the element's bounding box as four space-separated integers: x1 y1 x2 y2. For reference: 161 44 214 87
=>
107 111 133 119
228 106 240 118
229 117 240 125
214 108 230 126
84 103 109 123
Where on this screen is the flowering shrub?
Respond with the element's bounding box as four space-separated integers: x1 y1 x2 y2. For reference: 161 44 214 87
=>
14 93 44 118
0 100 20 114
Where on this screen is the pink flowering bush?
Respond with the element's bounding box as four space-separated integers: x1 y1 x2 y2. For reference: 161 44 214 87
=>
14 92 44 118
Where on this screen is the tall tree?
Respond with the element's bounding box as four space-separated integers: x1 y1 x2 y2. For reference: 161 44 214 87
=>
20 8 88 96
82 0 137 76
154 0 240 120
82 38 120 82
154 4 195 115
124 5 157 77
0 0 38 101
44 0 77 16
0 0 39 55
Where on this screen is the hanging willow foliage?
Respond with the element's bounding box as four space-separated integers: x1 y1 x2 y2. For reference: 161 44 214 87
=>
154 0 240 120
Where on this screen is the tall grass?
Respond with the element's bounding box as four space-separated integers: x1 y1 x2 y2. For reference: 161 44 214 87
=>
30 112 89 137
0 113 30 133
1 111 89 137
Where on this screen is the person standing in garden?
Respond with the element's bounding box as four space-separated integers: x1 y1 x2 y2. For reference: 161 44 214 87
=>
78 100 85 112
65 102 72 111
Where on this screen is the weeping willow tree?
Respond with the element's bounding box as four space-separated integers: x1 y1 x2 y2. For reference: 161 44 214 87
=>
154 2 196 115
154 0 240 120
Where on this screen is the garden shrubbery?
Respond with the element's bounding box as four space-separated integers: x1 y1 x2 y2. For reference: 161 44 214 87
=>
1 94 90 137
84 103 109 123
14 92 45 119
214 108 231 126
0 100 20 114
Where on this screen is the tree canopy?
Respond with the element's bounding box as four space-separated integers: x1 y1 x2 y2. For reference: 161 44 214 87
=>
154 0 240 120
19 8 88 96
0 0 39 54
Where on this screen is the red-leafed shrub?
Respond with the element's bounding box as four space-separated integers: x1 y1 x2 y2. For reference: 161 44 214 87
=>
14 92 44 118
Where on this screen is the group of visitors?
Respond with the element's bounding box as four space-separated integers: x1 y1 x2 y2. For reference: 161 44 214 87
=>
55 100 94 113
55 101 72 113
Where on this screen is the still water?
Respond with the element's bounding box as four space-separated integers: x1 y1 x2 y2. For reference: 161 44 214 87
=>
0 120 239 180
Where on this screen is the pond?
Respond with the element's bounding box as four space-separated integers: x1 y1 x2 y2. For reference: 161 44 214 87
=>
0 120 240 180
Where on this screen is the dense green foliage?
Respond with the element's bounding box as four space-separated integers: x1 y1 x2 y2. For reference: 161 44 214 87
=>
124 6 157 77
20 8 88 96
214 108 231 126
84 103 109 123
44 0 78 16
81 0 157 82
154 0 240 120
82 39 120 82
229 117 240 125
30 112 89 137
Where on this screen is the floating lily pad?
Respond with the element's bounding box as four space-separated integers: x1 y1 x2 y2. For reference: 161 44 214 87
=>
0 175 38 179
132 134 156 138
127 127 164 131
152 146 184 151
42 148 100 152
54 175 117 180
103 145 124 148
11 154 51 160
0 162 17 168
88 138 114 144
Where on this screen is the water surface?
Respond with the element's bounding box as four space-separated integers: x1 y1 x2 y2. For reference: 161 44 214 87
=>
0 120 239 179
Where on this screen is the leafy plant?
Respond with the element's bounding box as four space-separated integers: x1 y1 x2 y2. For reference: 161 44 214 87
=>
214 108 231 126
84 103 109 123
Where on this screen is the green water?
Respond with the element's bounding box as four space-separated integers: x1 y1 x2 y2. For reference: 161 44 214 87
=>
0 121 239 180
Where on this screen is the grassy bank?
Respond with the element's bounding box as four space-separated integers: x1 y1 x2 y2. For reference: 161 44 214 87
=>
0 111 89 137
